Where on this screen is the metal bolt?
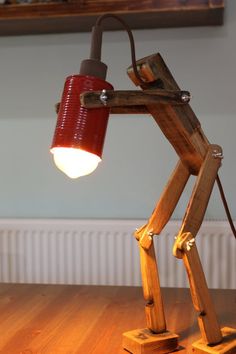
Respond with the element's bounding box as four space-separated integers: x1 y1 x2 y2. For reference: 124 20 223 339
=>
100 89 108 105
186 238 195 251
181 92 191 103
212 150 224 159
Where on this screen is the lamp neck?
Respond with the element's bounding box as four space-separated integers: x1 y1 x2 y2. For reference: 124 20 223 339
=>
80 13 147 86
90 24 103 61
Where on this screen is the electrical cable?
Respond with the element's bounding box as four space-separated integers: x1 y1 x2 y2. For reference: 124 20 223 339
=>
216 174 236 239
94 13 148 87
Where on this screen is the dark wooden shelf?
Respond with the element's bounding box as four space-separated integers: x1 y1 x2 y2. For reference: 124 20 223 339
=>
0 0 225 36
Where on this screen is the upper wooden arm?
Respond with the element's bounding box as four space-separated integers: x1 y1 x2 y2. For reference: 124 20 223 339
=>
127 53 209 174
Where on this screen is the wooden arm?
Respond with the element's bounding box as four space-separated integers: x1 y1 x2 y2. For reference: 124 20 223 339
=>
80 89 190 108
127 53 209 174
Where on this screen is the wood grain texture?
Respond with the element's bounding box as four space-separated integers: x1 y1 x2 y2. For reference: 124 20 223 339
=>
176 232 223 345
174 145 222 255
135 160 190 249
123 328 179 354
139 242 167 334
0 284 234 353
0 0 224 35
80 89 190 108
56 101 149 115
127 53 210 174
192 327 236 354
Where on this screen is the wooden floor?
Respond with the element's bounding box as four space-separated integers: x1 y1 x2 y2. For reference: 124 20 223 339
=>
0 284 234 353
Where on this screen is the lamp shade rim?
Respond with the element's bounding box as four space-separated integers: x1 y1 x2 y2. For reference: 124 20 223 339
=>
50 146 101 160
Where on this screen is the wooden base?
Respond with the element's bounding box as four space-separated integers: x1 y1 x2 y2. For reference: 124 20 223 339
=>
122 328 179 354
192 327 236 353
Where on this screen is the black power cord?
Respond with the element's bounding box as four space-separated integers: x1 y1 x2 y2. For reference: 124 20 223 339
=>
216 175 236 239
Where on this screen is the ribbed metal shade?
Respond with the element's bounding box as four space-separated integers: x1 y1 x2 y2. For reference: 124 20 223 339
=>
51 75 113 158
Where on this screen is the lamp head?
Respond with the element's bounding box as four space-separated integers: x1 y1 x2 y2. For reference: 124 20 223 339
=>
50 73 113 178
50 20 115 178
51 14 144 178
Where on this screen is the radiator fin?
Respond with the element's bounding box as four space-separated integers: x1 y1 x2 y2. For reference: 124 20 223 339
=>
0 220 234 289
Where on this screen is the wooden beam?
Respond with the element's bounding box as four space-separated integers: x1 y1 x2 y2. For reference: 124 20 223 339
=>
176 232 223 345
55 101 148 115
80 89 190 108
127 52 210 174
175 144 222 248
0 0 225 36
135 160 190 250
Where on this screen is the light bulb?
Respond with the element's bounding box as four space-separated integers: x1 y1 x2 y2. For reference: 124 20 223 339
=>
51 147 101 179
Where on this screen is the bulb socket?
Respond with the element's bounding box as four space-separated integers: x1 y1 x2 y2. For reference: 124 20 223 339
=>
79 59 107 80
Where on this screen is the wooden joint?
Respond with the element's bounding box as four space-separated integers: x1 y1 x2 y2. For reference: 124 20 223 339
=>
134 225 154 250
210 144 223 162
140 232 154 250
173 232 194 259
133 224 146 241
178 232 195 252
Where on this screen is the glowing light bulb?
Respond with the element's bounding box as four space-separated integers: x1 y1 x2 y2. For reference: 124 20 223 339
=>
51 147 101 179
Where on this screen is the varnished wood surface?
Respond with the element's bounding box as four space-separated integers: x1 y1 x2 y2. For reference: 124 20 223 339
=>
0 284 234 353
0 0 224 36
127 53 210 175
80 89 190 108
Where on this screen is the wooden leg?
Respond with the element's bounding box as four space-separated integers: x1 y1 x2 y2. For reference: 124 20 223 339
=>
173 144 222 259
135 159 190 250
175 233 236 353
172 146 236 352
123 239 179 354
173 145 222 344
176 232 222 345
139 242 166 333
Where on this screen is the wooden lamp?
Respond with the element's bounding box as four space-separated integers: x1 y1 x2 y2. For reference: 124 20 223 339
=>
51 14 236 354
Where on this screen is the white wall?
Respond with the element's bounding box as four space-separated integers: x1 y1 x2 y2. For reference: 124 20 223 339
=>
0 1 235 220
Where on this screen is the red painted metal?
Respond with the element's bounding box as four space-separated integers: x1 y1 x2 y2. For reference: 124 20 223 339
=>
51 75 113 158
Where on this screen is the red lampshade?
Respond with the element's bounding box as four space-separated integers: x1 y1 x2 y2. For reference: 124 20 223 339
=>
51 74 113 156
51 74 113 178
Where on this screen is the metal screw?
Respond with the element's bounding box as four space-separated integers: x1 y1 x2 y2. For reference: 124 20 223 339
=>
181 92 191 103
212 150 224 159
186 238 195 251
100 89 108 106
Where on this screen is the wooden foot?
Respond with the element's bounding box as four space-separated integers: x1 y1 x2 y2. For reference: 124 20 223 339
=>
192 327 236 353
122 328 179 354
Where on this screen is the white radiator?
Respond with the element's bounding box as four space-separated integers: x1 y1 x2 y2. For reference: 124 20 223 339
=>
0 219 235 289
